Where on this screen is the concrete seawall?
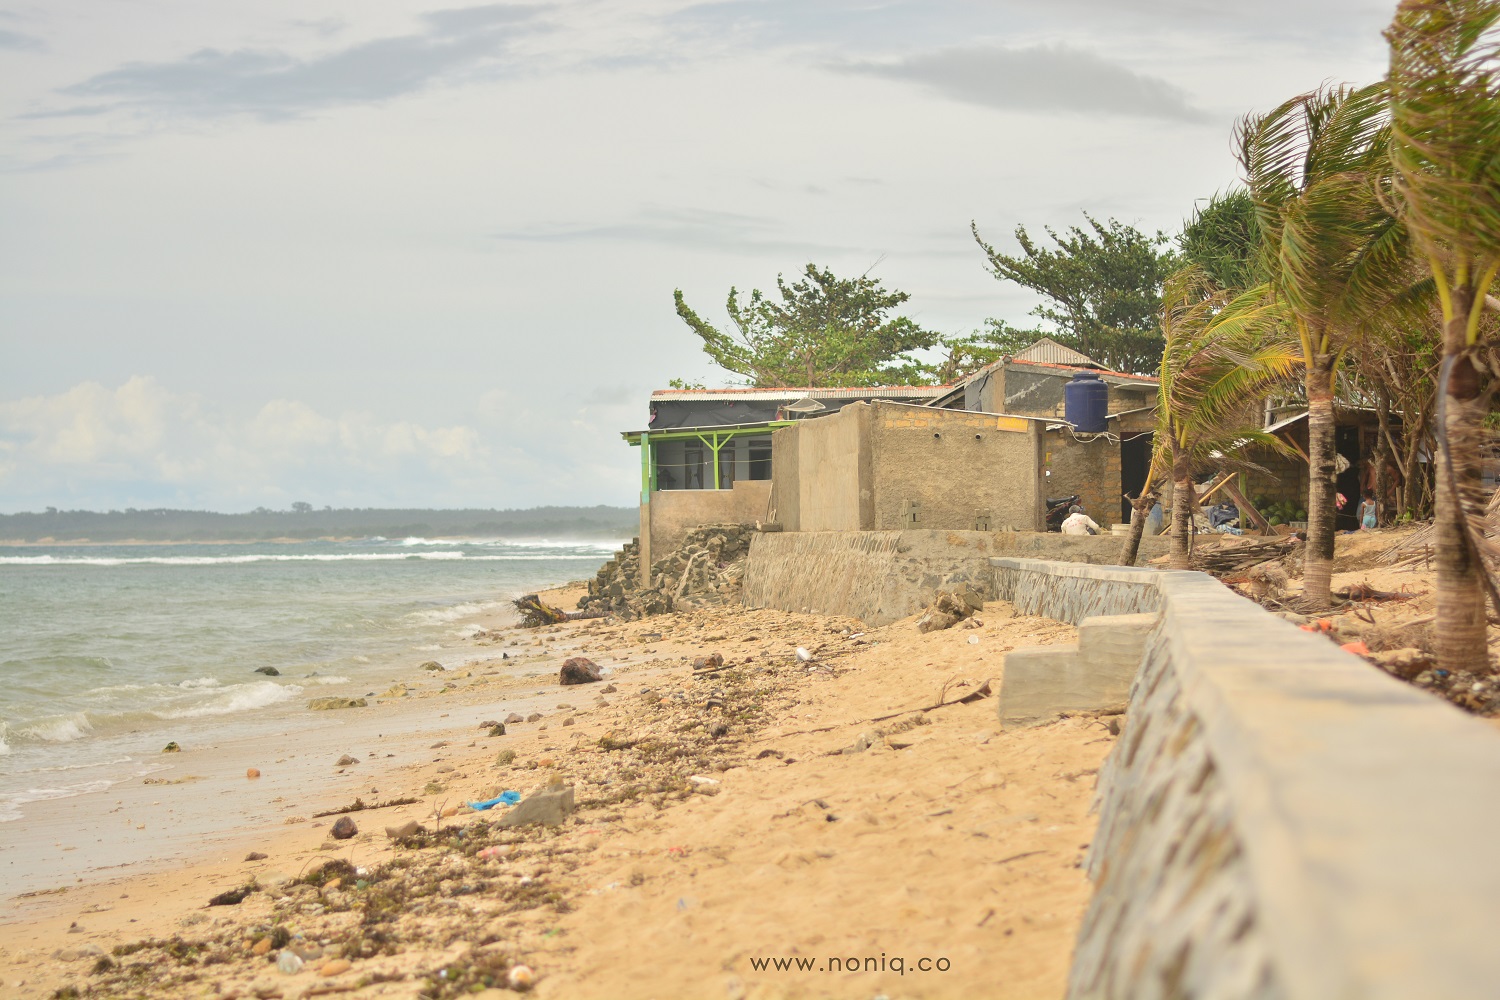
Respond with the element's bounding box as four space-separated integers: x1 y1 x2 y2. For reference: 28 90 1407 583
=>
742 529 1169 625
992 557 1500 1000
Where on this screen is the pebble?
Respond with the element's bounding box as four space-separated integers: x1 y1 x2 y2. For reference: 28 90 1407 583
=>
276 950 304 975
329 816 358 840
245 851 268 861
505 713 524 724
319 959 352 977
246 768 261 779
335 755 359 767
527 713 543 722
251 938 273 956
508 964 535 991
562 717 575 727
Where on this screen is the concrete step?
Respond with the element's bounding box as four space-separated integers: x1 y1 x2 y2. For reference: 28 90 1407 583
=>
998 612 1157 729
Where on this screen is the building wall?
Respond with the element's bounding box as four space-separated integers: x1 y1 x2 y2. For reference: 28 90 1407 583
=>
796 404 872 531
1002 367 1155 421
741 529 1171 625
641 480 772 585
1046 430 1121 526
867 402 1043 531
769 425 801 529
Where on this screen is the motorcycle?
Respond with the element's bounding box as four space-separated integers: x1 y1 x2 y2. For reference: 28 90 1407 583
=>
1045 494 1081 532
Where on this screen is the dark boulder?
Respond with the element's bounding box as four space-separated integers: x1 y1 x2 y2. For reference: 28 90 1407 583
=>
559 657 603 686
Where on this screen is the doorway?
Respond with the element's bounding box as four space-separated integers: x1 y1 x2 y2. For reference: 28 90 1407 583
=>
1120 432 1153 523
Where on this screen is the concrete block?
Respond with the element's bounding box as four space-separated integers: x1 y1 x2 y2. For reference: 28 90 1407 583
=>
998 612 1155 729
1078 613 1157 672
497 785 575 827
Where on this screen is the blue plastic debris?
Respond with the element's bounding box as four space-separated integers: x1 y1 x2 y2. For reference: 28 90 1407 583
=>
468 790 523 811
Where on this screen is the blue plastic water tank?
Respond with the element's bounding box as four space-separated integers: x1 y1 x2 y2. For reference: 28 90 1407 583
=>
1064 371 1109 433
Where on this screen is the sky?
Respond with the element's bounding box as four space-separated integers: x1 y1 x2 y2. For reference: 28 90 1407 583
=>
0 0 1397 513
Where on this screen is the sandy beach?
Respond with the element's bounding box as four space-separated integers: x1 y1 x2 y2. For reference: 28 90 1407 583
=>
1 583 1112 1000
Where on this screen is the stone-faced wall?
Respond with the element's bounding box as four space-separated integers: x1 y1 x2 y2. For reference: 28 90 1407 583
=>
741 529 1170 624
867 402 1044 532
991 557 1500 1000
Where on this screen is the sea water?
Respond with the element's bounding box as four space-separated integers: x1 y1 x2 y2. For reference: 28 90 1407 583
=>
0 536 617 824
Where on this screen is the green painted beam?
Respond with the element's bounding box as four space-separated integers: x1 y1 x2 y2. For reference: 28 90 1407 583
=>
639 431 651 504
620 422 793 445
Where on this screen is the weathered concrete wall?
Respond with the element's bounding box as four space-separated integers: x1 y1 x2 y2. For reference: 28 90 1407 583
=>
645 481 771 583
868 402 1044 531
1045 429 1119 527
769 425 800 530
990 557 1500 1000
742 529 1170 624
795 403 871 532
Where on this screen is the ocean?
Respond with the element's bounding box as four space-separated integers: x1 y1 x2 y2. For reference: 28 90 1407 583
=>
0 536 618 826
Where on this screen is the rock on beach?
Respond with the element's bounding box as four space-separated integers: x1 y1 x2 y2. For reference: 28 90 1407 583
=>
560 657 603 685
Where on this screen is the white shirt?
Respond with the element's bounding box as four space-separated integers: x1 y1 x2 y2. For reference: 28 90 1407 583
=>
1061 512 1101 535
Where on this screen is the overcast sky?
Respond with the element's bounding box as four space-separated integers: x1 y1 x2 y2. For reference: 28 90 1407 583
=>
1 0 1395 513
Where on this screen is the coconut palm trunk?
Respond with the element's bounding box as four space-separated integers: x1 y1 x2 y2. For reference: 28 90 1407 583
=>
1119 454 1161 568
1119 486 1157 567
1374 389 1393 526
1169 437 1195 571
1435 288 1489 672
1302 354 1339 605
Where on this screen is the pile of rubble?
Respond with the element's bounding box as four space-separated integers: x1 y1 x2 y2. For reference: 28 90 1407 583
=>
915 584 989 632
577 523 756 620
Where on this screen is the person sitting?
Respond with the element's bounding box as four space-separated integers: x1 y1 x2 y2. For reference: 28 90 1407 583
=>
1061 504 1102 536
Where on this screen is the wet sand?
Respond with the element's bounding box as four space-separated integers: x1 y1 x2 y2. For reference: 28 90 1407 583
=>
3 585 1112 999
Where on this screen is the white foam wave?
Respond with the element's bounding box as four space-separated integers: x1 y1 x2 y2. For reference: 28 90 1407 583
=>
36 755 133 773
0 779 115 823
19 713 94 743
178 677 222 689
155 681 300 719
300 675 350 686
408 599 506 624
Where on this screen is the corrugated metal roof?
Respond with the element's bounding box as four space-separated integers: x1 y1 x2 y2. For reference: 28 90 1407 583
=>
1012 337 1095 366
649 386 951 402
1006 359 1159 384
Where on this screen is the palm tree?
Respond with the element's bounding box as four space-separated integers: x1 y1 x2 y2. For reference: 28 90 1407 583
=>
1153 269 1299 570
1236 83 1411 606
1387 0 1500 672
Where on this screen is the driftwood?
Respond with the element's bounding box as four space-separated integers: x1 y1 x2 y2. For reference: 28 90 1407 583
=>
512 594 568 628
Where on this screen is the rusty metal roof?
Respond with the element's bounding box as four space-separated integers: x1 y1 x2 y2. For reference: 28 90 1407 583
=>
648 386 951 402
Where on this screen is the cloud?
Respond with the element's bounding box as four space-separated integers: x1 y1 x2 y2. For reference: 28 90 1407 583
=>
0 27 45 51
489 205 862 255
0 377 496 508
837 45 1210 123
50 4 549 119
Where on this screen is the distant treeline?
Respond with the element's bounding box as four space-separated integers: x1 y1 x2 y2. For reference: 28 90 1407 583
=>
0 505 639 543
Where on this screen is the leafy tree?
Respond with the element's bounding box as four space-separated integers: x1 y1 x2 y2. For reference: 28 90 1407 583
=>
1177 189 1266 293
1238 81 1408 607
971 214 1176 374
1387 0 1500 672
925 319 1045 385
673 264 939 387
